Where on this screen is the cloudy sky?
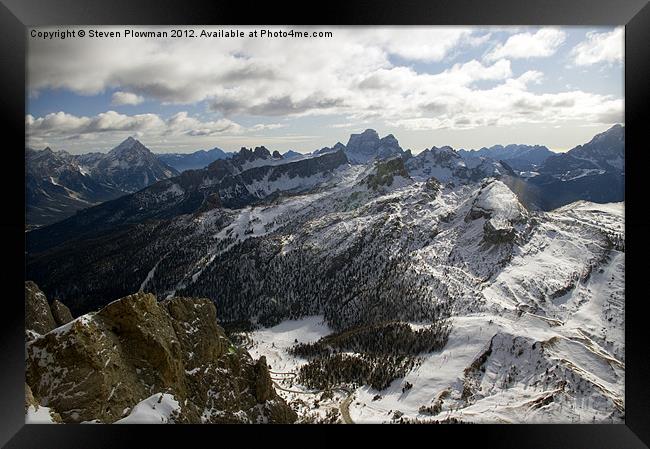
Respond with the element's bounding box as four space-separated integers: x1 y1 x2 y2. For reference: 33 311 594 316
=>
26 26 623 154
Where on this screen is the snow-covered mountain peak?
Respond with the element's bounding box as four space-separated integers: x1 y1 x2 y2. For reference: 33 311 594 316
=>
591 123 624 144
314 141 346 157
461 179 530 246
566 124 624 163
108 136 151 159
471 180 528 222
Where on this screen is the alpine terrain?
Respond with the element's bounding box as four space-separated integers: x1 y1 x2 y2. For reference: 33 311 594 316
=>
26 137 179 228
25 126 625 424
156 147 232 173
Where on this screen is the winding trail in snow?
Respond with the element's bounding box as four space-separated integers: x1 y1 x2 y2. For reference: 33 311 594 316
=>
269 371 355 424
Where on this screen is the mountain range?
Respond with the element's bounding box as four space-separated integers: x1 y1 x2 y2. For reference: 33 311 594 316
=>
25 124 625 423
27 140 322 228
156 149 307 172
27 126 623 304
458 144 554 171
26 137 179 227
156 147 232 172
525 124 625 209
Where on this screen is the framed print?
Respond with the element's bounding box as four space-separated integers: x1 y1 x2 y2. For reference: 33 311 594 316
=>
1 0 649 447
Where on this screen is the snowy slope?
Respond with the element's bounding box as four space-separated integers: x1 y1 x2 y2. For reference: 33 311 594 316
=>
26 132 625 425
115 394 181 424
244 194 624 423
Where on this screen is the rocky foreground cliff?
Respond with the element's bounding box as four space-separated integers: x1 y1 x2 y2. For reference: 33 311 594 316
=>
24 281 297 424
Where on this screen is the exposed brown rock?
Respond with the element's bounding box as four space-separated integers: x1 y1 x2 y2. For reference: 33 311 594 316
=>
50 299 73 326
25 383 37 412
254 355 274 403
25 289 297 424
25 281 56 335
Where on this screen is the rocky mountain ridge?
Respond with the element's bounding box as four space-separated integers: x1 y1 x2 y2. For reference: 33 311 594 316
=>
88 137 179 192
27 125 623 229
26 138 179 227
24 125 625 425
458 144 554 171
24 281 296 424
26 147 350 254
524 124 624 209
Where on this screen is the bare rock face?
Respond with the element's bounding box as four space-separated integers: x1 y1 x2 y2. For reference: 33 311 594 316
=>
25 383 38 412
25 289 297 424
25 281 56 335
50 300 73 326
254 356 274 403
345 129 404 164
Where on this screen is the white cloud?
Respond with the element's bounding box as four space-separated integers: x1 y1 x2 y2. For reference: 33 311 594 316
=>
111 91 144 106
27 26 486 111
387 68 622 132
251 123 286 131
329 123 356 129
485 28 566 61
165 111 242 136
26 110 242 141
571 28 623 66
360 28 487 62
26 111 163 136
26 26 623 150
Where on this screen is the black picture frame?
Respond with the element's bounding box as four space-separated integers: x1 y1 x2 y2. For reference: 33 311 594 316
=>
2 0 648 447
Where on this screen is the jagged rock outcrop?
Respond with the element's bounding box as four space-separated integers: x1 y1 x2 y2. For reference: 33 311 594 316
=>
483 219 517 244
25 383 38 412
25 288 297 424
424 177 441 197
26 281 75 336
25 281 56 335
50 300 73 326
345 129 404 164
254 356 274 402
